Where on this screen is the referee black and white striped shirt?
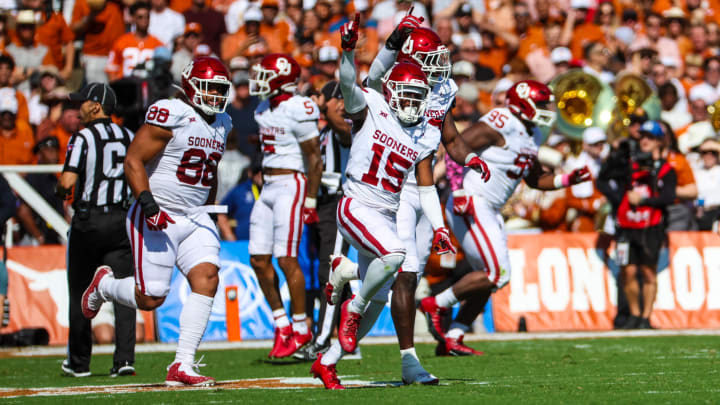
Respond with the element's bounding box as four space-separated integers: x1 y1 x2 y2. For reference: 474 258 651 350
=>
63 118 134 208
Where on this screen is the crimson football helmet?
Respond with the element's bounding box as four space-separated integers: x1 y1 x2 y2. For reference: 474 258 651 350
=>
181 56 232 115
382 62 431 125
397 27 451 86
506 80 556 127
249 53 301 97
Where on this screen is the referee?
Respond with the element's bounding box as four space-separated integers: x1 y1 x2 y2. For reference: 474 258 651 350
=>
57 83 136 377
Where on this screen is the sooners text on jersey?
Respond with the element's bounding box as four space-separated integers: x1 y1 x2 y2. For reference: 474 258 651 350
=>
144 98 233 213
343 88 434 212
464 107 541 210
255 95 320 172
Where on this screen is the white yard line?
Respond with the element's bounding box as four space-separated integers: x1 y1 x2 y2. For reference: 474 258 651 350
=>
2 329 719 357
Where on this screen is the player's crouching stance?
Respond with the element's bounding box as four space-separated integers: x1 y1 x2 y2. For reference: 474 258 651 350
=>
81 57 233 386
310 15 454 390
421 80 592 355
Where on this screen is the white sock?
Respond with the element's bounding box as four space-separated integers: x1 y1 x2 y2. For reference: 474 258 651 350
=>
400 347 418 361
446 328 465 340
321 341 343 366
316 301 336 345
98 276 137 309
350 255 402 314
436 288 459 308
273 308 290 328
292 313 308 334
174 293 213 365
356 300 385 340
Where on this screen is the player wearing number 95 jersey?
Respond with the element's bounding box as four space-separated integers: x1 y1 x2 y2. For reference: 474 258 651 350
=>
82 56 233 387
309 14 455 390
419 80 593 356
247 53 323 360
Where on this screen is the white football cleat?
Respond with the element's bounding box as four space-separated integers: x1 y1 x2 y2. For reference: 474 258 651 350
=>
325 255 359 304
401 354 439 385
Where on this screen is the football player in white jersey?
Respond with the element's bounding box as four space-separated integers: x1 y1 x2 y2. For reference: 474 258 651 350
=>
310 15 457 390
420 80 592 355
81 56 233 386
247 53 323 359
324 15 490 384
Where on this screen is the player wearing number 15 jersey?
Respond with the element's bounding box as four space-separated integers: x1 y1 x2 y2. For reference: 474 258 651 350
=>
82 56 233 386
310 15 455 390
247 53 323 359
419 80 592 356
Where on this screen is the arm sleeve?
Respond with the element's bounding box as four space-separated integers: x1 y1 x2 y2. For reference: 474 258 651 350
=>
418 185 445 230
62 134 86 173
339 50 367 114
641 169 677 207
367 46 397 93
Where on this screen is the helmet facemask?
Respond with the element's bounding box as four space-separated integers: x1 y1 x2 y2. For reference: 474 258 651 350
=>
411 47 451 86
188 77 231 115
529 98 556 128
249 64 277 97
385 79 430 125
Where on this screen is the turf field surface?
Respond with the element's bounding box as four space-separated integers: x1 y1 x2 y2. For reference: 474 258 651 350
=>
1 333 719 404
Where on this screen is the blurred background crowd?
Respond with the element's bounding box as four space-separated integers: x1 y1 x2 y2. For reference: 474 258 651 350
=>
0 0 720 248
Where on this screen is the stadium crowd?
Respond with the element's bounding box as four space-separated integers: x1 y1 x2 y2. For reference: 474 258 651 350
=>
0 0 718 246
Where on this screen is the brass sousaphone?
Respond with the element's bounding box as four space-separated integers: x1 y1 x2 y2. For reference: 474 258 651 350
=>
610 73 661 140
549 69 615 140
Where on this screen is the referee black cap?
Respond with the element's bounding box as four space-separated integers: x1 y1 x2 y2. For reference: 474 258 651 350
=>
321 80 342 101
69 83 117 113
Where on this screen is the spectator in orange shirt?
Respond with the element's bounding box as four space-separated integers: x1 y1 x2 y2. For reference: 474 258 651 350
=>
0 88 35 165
0 55 30 127
106 2 164 81
563 0 606 60
71 0 126 83
36 100 81 164
259 0 294 55
661 121 699 230
221 8 270 64
6 10 57 89
19 0 75 80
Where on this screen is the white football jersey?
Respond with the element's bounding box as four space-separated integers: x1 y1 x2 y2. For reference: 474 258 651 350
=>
255 95 320 172
464 107 543 210
144 98 232 213
404 78 458 186
343 88 434 212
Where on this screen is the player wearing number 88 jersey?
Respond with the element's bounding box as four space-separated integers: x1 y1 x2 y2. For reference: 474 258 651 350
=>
84 56 233 386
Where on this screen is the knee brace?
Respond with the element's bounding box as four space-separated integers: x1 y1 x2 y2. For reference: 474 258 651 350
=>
380 252 405 276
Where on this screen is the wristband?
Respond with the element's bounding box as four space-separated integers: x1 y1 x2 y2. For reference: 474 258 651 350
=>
464 152 478 165
138 190 159 217
553 174 570 189
304 196 317 209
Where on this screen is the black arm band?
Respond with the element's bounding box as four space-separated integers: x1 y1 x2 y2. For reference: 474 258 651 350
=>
138 190 159 217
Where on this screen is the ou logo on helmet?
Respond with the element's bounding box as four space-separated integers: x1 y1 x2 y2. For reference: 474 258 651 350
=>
515 82 530 99
276 57 292 76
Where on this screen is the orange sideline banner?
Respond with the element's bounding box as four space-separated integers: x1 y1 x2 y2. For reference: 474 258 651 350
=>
0 246 154 345
493 232 720 332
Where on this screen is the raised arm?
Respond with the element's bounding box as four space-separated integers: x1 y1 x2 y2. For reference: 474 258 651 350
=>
339 14 369 129
367 12 424 92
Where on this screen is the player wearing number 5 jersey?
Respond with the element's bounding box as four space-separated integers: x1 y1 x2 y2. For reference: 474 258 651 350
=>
420 80 592 356
82 56 233 386
310 15 455 390
247 53 323 359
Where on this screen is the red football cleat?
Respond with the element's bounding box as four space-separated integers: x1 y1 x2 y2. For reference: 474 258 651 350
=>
311 354 345 390
338 298 362 353
82 265 112 319
419 296 447 343
274 330 313 358
165 361 215 387
445 336 484 356
268 325 293 358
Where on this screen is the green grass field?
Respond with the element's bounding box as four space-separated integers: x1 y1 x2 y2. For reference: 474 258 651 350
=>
1 335 719 404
